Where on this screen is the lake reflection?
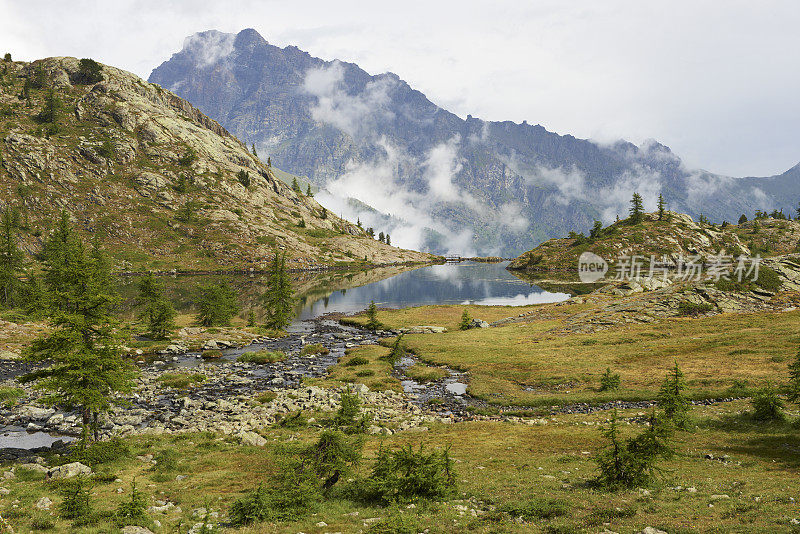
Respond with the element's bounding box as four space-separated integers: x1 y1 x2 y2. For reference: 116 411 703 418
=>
297 261 569 319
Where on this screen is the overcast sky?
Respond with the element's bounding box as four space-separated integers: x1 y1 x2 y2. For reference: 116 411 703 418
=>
2 0 798 177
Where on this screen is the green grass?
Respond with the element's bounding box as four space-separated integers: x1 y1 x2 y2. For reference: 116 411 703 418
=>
300 343 329 356
237 350 286 364
405 363 449 382
0 386 25 406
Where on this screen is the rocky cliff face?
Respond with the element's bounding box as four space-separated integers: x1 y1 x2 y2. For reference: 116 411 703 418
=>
0 56 433 271
149 29 800 257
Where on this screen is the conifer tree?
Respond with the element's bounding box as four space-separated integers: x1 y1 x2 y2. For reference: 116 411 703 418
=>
378 231 384 243
21 212 136 443
657 361 690 429
306 184 313 196
36 88 59 124
589 220 603 240
292 177 302 194
137 273 175 340
738 214 748 224
657 194 666 220
262 250 294 330
267 156 271 167
364 301 381 330
629 192 644 224
385 234 390 246
251 143 258 156
196 282 238 326
459 309 472 330
787 350 800 407
0 207 23 307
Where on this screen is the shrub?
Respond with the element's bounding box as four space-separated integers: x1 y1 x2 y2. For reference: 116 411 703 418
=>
360 444 457 503
344 356 369 366
753 266 782 292
500 497 571 521
599 368 621 391
595 410 672 488
228 466 320 526
70 438 130 466
254 391 277 404
300 343 329 356
157 372 206 389
76 58 103 84
676 301 714 316
382 334 405 365
178 147 197 167
364 301 382 330
302 431 362 493
356 370 374 377
751 385 785 422
237 169 251 188
333 387 371 433
459 309 472 330
114 480 149 528
201 350 223 360
237 350 285 364
96 138 116 160
59 477 93 525
275 411 307 429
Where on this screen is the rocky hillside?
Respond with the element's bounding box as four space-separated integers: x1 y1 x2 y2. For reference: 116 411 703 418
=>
508 211 800 272
0 56 434 271
149 29 800 257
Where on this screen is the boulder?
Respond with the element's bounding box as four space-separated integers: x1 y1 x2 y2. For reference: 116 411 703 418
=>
238 431 266 447
122 527 154 534
48 462 92 479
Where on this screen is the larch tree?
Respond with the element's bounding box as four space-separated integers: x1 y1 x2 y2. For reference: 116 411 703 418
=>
263 250 294 330
21 212 136 444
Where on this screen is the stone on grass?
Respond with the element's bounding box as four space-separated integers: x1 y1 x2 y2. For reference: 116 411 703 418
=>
238 431 266 447
34 496 52 510
122 527 154 534
48 462 91 479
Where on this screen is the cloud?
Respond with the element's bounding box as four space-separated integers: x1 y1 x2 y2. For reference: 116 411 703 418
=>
303 61 396 139
181 30 235 67
498 202 529 232
684 171 734 210
464 291 570 306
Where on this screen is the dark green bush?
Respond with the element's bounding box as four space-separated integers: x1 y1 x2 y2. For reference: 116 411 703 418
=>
75 58 103 84
228 466 320 526
595 411 673 488
114 480 150 528
676 301 714 316
59 477 93 525
751 385 785 422
344 356 369 366
599 368 621 391
302 431 361 493
753 266 782 292
360 444 456 503
69 438 130 466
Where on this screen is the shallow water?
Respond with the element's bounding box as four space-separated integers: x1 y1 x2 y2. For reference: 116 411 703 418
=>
0 426 75 449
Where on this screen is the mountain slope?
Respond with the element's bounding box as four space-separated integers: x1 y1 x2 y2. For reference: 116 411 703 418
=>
149 29 800 257
0 56 433 271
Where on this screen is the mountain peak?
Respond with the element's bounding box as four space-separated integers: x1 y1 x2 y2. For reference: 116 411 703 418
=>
234 28 268 49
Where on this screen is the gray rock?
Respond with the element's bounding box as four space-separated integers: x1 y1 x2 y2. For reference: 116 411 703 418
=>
48 462 92 479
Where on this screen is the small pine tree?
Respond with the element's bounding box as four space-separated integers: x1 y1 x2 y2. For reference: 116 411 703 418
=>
796 202 800 221
364 301 381 330
237 169 251 188
292 177 301 194
196 282 238 326
788 350 800 407
334 387 370 433
306 184 312 196
738 214 748 224
657 361 690 429
267 156 271 167
366 227 375 237
251 143 258 156
378 231 385 243
137 273 175 340
385 234 391 246
599 368 621 391
36 88 58 124
247 308 256 327
0 206 23 307
459 309 472 330
751 384 785 422
589 220 603 240
2 53 10 62
629 192 644 223
114 480 149 527
59 477 92 524
262 251 294 330
657 194 666 220
356 218 362 229
320 207 327 219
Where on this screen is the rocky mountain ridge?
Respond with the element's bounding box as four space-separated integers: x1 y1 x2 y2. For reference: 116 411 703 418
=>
149 29 800 256
0 56 433 271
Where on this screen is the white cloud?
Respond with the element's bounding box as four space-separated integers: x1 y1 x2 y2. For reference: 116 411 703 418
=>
303 61 396 139
181 30 235 67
